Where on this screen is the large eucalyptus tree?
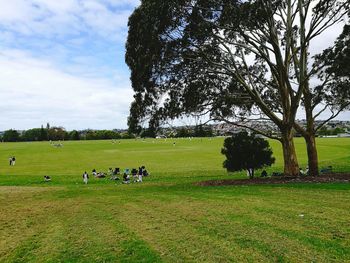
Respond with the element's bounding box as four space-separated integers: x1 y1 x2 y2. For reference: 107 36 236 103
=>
297 22 350 176
126 0 349 176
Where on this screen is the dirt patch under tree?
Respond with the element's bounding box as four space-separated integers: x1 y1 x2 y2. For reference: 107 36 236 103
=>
197 173 350 187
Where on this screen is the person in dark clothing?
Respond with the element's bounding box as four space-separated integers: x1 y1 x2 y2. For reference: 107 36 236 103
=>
110 168 120 180
123 173 130 184
131 168 138 182
44 176 51 182
261 170 268 177
83 171 89 184
138 167 143 176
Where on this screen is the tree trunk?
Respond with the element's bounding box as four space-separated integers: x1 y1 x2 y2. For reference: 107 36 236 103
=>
300 64 320 176
304 134 319 176
281 129 299 177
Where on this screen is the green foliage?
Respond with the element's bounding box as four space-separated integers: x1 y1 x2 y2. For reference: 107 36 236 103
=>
175 128 192 138
125 0 349 176
318 127 346 136
48 127 68 141
22 128 47 141
314 24 350 112
3 129 20 142
68 130 80 140
80 130 122 140
120 132 136 139
125 0 349 130
40 125 47 141
194 124 213 137
222 132 275 177
140 128 155 138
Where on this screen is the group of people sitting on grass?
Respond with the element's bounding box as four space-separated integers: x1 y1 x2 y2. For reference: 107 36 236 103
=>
86 166 150 184
50 141 63 148
121 166 150 184
43 166 150 184
91 169 106 178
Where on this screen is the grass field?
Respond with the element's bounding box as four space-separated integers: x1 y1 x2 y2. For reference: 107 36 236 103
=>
0 137 350 262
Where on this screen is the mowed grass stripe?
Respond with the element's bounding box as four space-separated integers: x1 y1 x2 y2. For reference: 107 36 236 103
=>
113 185 350 262
1 197 163 262
1 186 349 262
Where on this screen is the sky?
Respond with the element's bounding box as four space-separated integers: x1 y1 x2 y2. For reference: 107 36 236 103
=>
0 0 140 130
0 0 348 131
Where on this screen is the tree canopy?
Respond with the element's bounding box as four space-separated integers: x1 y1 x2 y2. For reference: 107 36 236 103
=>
2 130 20 142
221 132 275 178
126 0 349 176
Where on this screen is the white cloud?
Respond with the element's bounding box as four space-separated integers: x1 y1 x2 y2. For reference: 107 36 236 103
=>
0 49 134 130
0 0 139 39
0 0 140 130
0 0 348 132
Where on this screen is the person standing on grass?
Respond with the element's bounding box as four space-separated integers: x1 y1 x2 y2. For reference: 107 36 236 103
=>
12 156 16 166
9 157 12 166
83 171 89 184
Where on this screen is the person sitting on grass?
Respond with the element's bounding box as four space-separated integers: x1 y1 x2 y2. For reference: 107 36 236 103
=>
92 169 97 177
320 166 333 174
110 168 120 180
299 167 309 176
96 172 106 178
44 175 51 182
131 168 138 182
111 175 120 181
138 166 143 176
122 173 130 184
113 167 120 175
142 167 149 177
137 167 143 183
261 170 268 177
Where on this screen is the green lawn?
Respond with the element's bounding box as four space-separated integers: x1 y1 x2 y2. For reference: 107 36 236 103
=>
0 138 349 262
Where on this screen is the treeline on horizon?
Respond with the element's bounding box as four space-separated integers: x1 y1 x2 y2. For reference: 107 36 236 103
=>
0 124 215 142
1 124 345 143
0 126 132 142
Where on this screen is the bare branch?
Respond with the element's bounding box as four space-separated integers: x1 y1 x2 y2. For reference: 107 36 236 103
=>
215 116 282 141
315 103 350 131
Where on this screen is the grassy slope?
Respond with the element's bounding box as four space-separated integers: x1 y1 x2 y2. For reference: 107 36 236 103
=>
0 138 349 262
